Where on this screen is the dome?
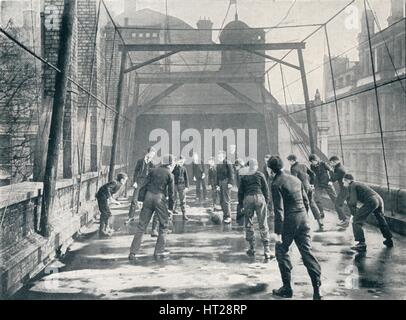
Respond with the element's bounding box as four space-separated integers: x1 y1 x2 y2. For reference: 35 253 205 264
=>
219 18 260 44
113 8 194 30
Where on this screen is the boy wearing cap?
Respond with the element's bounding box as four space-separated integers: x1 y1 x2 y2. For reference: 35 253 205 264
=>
96 173 128 238
216 151 234 224
263 154 274 214
172 156 189 220
192 152 207 203
309 154 348 228
235 158 246 226
287 154 324 232
269 156 322 300
329 156 350 228
128 147 156 219
208 157 219 211
343 174 393 252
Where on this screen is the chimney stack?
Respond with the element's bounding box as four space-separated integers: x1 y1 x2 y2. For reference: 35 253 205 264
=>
22 9 34 29
197 18 213 44
358 9 375 43
388 0 405 25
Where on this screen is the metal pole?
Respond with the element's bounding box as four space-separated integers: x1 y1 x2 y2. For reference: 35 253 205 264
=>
76 0 101 213
40 0 76 237
363 0 392 214
109 50 127 181
324 25 345 164
297 48 316 154
127 80 139 185
258 83 273 154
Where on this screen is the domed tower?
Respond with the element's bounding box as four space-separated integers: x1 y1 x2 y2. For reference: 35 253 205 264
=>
219 14 265 76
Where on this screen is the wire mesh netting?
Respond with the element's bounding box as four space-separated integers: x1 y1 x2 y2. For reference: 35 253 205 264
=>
0 0 404 193
0 0 136 188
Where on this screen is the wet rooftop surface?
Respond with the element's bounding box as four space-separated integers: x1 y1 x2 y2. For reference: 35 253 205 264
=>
14 189 406 300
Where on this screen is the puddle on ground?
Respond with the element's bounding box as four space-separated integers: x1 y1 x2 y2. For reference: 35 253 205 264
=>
229 283 268 298
119 286 161 293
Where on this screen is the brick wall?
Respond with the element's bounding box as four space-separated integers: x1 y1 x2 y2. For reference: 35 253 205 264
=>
0 195 39 251
0 21 40 183
77 0 98 173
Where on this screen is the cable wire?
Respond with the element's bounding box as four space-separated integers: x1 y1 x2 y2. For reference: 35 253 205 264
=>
324 24 345 164
363 0 392 211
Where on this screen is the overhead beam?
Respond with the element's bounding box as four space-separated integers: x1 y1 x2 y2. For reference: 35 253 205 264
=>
136 83 183 116
109 50 127 181
119 42 306 52
297 48 316 154
218 82 327 161
216 83 264 114
135 72 263 84
243 49 301 70
124 50 182 73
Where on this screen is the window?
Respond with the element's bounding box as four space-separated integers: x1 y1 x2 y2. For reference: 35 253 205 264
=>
399 36 406 69
376 45 384 72
365 51 371 75
360 95 368 133
345 153 351 169
131 33 136 38
138 33 144 38
398 153 406 188
384 94 394 130
145 33 151 38
330 106 337 136
0 135 11 167
345 101 351 134
360 153 367 181
395 92 406 130
345 75 352 86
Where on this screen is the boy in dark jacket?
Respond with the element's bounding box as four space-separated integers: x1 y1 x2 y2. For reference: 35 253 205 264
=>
343 174 393 252
172 156 189 220
208 157 219 210
309 154 348 228
192 152 207 203
96 173 128 238
288 154 324 231
216 151 234 224
238 159 273 260
129 155 175 262
235 158 246 226
269 157 322 300
263 154 274 214
128 147 155 219
329 156 350 227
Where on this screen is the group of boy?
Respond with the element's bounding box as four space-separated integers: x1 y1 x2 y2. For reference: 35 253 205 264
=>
285 153 393 252
95 149 394 300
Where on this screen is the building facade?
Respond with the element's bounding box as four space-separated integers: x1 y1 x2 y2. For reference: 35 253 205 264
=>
323 2 406 189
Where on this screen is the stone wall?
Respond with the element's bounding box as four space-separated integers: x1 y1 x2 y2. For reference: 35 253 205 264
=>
0 165 128 298
320 184 406 236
